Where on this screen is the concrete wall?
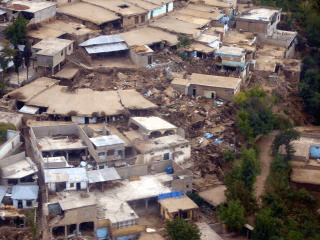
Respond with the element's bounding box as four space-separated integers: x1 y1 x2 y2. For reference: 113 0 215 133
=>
123 13 147 30
53 48 66 67
95 144 125 163
48 181 87 192
32 125 79 139
130 51 153 67
116 164 148 178
142 142 190 165
150 160 173 173
0 131 21 160
188 84 239 101
13 199 36 209
236 20 268 34
31 5 56 24
36 54 54 67
50 204 97 228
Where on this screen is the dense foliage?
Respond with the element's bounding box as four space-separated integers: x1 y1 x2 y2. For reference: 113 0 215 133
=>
0 123 16 144
4 16 28 47
234 87 278 141
165 218 201 240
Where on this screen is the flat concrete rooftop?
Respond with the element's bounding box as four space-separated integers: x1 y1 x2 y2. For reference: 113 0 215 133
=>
37 136 86 152
239 8 280 21
7 1 56 13
58 2 120 25
130 116 177 132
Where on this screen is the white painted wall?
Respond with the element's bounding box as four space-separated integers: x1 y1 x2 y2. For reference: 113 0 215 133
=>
0 131 20 160
31 5 56 24
13 199 36 209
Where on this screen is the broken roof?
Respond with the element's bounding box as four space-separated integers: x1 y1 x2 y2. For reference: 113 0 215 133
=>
87 168 121 183
82 0 147 16
130 116 177 132
90 135 124 147
159 195 198 213
28 20 94 40
8 80 157 116
149 16 201 37
12 185 39 200
118 27 178 47
44 168 88 183
5 77 58 102
239 8 280 21
132 134 189 153
172 73 241 90
7 1 56 12
58 2 120 25
0 152 38 179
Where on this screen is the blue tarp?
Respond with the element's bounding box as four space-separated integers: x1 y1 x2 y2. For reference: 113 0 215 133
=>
310 145 320 158
96 228 108 239
204 132 215 139
158 192 183 200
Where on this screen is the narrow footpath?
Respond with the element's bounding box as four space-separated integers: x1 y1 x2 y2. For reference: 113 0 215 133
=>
255 133 276 201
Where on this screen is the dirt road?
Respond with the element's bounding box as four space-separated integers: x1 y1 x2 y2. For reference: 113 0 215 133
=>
255 133 276 200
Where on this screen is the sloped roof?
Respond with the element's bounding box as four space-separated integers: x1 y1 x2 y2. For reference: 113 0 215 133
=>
12 185 39 200
87 167 121 183
80 35 124 47
44 168 87 183
0 186 8 203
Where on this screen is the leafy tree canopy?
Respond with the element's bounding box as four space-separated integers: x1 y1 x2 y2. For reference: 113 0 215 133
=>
4 16 28 47
165 218 201 240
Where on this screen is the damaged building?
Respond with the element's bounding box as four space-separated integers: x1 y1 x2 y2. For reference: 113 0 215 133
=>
5 77 158 123
171 73 241 101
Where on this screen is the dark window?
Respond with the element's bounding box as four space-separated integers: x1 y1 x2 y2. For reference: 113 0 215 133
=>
164 153 170 160
135 16 139 24
118 4 129 8
70 183 74 188
141 15 145 23
26 200 32 207
118 150 123 156
99 165 104 169
107 149 115 156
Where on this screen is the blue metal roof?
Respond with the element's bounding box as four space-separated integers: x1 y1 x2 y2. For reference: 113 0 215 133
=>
79 35 124 47
85 42 128 54
11 185 39 200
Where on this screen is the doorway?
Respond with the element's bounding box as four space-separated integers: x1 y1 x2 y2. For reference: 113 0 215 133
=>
76 182 81 191
192 89 196 97
85 117 89 124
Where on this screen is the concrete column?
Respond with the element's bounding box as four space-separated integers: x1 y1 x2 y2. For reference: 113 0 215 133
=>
65 225 67 237
145 199 149 209
76 224 80 235
66 152 69 161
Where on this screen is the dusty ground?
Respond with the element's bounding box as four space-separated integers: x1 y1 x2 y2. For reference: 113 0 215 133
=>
0 227 33 240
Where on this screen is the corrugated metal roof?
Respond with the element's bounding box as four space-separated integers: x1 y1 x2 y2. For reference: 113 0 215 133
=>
79 35 124 47
44 168 88 183
11 185 39 200
0 10 7 15
0 186 8 203
90 135 124 147
19 105 39 114
85 42 128 54
87 167 121 183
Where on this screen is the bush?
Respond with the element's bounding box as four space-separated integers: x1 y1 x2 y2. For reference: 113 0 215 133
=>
165 218 200 240
0 123 16 144
217 199 246 232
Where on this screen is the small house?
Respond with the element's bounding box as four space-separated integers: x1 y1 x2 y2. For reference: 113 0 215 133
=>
130 45 154 66
44 168 88 192
32 38 73 74
158 195 199 221
2 0 56 24
12 184 39 209
171 73 241 101
89 135 125 168
236 8 281 36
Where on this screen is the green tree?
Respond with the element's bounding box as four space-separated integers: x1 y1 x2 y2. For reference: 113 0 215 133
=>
4 16 28 47
253 208 282 240
217 199 246 232
165 218 201 240
23 42 32 82
234 87 277 141
13 48 23 84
